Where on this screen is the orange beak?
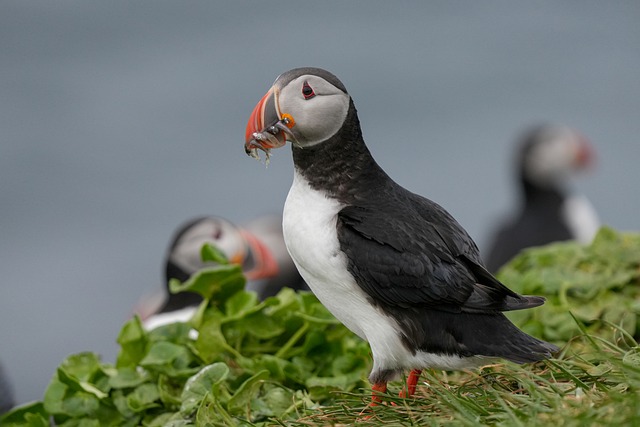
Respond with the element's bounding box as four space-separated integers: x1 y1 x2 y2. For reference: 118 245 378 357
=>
574 133 595 169
244 88 288 159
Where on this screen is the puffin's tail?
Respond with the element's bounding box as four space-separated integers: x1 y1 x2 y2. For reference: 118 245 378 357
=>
396 309 559 364
482 314 559 364
459 255 547 313
464 283 546 313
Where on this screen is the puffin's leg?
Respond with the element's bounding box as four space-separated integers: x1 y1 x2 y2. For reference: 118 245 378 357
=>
370 382 388 405
399 369 422 398
358 382 388 420
357 382 387 420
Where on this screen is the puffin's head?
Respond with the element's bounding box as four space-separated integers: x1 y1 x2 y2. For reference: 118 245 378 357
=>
244 67 350 162
166 217 247 280
518 125 594 190
166 216 278 282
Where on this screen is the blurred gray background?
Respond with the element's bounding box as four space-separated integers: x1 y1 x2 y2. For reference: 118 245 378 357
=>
1 1 638 405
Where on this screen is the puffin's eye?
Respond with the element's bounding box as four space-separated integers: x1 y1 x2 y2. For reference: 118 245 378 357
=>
212 227 222 239
302 81 316 100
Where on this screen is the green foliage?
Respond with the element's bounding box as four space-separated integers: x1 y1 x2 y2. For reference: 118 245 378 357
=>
5 228 640 426
499 226 640 344
2 243 370 426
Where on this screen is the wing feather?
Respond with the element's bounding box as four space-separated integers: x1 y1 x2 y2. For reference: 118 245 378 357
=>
336 187 541 313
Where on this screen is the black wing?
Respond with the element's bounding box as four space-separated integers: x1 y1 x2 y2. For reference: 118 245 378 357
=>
336 186 542 313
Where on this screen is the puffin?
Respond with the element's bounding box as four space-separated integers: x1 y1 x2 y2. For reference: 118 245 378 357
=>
244 67 558 402
138 216 307 330
484 125 599 272
0 359 14 414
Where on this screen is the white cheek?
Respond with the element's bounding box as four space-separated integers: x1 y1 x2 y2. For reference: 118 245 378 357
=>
278 83 349 147
525 139 574 186
295 96 349 146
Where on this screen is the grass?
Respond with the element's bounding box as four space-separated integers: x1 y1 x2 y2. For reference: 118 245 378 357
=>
282 320 640 426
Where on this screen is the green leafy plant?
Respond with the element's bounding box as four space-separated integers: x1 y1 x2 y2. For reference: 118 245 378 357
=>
500 226 640 344
5 228 640 426
2 244 370 426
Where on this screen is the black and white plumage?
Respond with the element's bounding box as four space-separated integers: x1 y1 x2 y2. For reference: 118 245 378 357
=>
138 216 306 330
0 359 14 414
244 67 557 399
485 125 599 272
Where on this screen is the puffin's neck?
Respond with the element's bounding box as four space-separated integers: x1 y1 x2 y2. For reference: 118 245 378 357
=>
291 100 389 204
519 176 566 209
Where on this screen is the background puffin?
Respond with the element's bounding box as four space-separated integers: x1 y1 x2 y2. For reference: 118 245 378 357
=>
0 360 14 414
137 215 306 330
484 125 599 272
244 67 557 402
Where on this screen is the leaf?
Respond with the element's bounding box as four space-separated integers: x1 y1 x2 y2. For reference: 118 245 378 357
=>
224 290 259 318
180 362 230 415
147 321 195 345
250 386 295 419
264 288 302 318
43 377 68 415
112 390 134 419
116 316 148 368
192 309 235 364
59 352 102 383
139 341 197 377
144 412 187 427
249 355 289 383
57 419 101 427
200 242 230 264
158 374 184 407
169 264 246 302
60 391 101 418
227 369 270 413
126 383 161 412
194 396 234 426
140 341 185 366
0 402 48 427
243 311 285 339
57 362 108 399
107 367 149 389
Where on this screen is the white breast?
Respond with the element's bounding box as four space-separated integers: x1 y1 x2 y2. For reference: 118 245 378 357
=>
561 194 600 244
283 170 369 339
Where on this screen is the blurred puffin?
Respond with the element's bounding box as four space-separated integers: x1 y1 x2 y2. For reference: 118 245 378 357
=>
244 67 557 403
0 360 14 414
139 215 306 330
485 125 599 272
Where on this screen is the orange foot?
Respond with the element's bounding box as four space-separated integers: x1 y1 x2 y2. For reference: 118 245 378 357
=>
399 369 422 398
357 382 388 421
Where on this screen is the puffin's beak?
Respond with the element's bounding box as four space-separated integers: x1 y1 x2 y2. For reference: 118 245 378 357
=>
574 134 595 169
245 87 290 161
229 252 244 266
